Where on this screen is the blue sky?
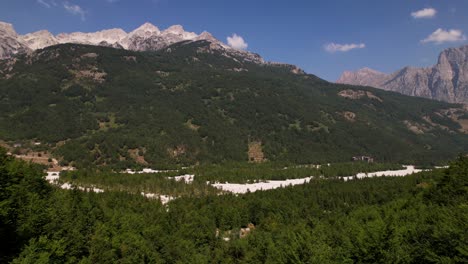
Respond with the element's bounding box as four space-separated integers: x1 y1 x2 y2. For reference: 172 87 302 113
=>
1 0 467 81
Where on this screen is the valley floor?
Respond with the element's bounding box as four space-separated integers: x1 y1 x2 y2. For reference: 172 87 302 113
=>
47 164 428 200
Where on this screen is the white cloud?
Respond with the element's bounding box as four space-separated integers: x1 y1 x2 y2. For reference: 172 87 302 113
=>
64 2 86 21
37 0 51 8
324 43 366 53
411 8 437 19
421 28 466 44
227 34 248 50
37 0 57 8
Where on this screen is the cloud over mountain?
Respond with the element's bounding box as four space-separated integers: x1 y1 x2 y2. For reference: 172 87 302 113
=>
421 28 466 44
227 34 248 50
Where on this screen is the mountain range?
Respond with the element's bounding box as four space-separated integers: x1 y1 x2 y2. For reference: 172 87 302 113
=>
0 21 265 64
337 45 468 104
5 20 468 105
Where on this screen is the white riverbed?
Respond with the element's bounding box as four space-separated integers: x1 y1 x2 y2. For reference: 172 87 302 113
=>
123 168 176 174
342 165 423 181
211 177 314 194
212 165 424 194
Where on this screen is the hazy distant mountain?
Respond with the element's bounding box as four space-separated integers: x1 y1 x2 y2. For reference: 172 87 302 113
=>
337 45 468 103
337 67 388 88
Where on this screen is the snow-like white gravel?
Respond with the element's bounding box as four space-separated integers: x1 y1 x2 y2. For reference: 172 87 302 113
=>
342 165 423 181
211 177 314 194
141 192 174 204
212 166 425 194
169 174 195 183
123 168 175 174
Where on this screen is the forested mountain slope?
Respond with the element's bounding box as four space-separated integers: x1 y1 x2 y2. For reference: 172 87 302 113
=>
0 42 467 168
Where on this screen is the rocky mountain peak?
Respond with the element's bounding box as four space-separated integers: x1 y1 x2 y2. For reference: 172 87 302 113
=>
0 21 30 59
438 45 468 65
164 25 185 34
92 28 127 42
132 22 160 36
162 25 198 40
0 21 18 37
25 29 53 37
20 30 57 50
359 67 384 74
196 31 217 42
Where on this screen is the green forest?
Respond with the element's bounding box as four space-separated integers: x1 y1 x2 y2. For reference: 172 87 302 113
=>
0 43 467 168
1 148 467 263
57 162 404 196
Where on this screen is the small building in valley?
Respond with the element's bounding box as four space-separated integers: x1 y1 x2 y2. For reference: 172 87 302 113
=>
352 156 374 163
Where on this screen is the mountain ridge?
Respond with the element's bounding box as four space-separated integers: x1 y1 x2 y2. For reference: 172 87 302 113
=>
0 20 268 64
337 45 468 104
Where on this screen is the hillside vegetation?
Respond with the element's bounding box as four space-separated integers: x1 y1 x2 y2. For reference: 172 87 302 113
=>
0 42 467 168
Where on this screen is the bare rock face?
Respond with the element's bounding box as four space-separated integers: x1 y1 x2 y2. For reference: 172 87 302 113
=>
195 31 219 43
56 28 128 46
0 22 30 59
337 45 468 103
430 46 468 103
20 30 58 50
119 22 160 50
383 67 433 98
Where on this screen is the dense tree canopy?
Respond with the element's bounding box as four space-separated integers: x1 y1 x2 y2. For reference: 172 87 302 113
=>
1 149 466 263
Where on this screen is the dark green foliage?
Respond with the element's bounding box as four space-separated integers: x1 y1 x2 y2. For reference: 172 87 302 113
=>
424 155 468 206
2 150 467 263
59 169 220 196
0 43 467 168
57 162 402 193
0 148 51 263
